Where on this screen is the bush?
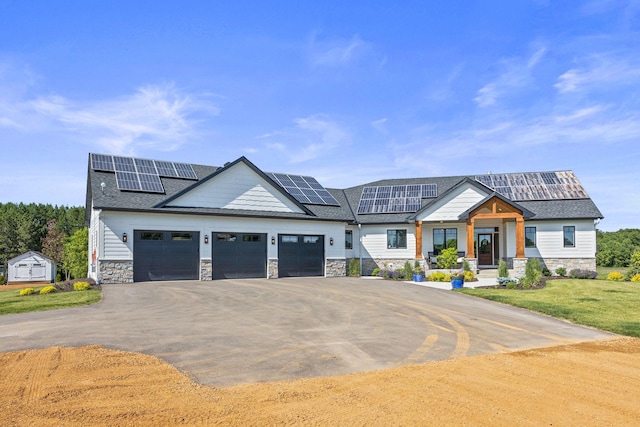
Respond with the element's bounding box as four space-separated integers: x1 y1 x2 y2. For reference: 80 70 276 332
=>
19 288 35 296
402 261 413 280
631 251 640 267
40 285 56 294
542 267 551 277
520 258 542 289
631 274 640 282
464 270 476 282
348 259 360 277
624 266 640 281
607 271 624 282
555 267 567 277
74 281 91 291
436 247 459 269
497 260 509 278
506 281 518 289
427 271 451 282
462 260 471 272
497 277 517 286
569 269 597 279
371 267 380 277
0 275 6 286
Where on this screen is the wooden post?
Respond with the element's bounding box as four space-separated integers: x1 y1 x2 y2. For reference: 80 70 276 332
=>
415 220 423 258
466 219 475 258
515 216 525 258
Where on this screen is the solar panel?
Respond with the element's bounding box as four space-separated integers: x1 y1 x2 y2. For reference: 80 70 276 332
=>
356 183 438 214
91 154 114 171
174 162 197 179
475 171 588 201
113 156 136 172
115 171 141 191
138 173 164 193
155 160 178 177
135 158 157 175
266 172 340 206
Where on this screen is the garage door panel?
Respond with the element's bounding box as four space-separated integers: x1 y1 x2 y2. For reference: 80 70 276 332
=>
278 234 324 277
134 231 199 282
212 233 267 279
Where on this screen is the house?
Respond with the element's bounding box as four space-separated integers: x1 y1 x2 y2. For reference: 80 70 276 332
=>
85 153 603 284
7 251 56 284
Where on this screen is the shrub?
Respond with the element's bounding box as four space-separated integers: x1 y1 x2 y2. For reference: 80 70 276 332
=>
631 251 640 267
631 274 640 282
436 247 459 269
624 266 640 281
542 267 551 277
497 260 509 278
40 285 57 294
497 277 517 286
427 271 451 282
74 281 91 291
506 281 518 289
463 270 476 282
348 259 360 277
19 288 35 296
0 275 6 286
569 269 597 279
607 271 624 282
403 261 413 280
555 267 567 277
462 260 471 272
520 258 542 289
371 267 380 277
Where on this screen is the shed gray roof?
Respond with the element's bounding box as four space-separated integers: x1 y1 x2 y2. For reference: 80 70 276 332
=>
86 154 603 225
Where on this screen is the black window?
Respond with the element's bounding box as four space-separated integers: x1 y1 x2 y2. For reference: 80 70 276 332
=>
141 232 163 240
433 228 457 254
387 229 407 249
242 234 262 242
563 226 575 247
172 232 192 241
345 230 353 249
525 227 536 248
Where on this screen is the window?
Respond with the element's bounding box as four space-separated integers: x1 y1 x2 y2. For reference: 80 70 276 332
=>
433 228 457 254
387 229 407 249
217 233 237 242
525 227 536 248
141 232 163 240
242 234 262 242
303 236 320 244
345 230 353 250
563 226 575 247
172 232 192 241
281 235 298 243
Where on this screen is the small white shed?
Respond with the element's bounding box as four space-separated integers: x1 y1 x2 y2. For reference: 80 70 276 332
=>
8 251 56 284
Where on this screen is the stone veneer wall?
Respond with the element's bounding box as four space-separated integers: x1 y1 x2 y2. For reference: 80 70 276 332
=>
507 257 596 277
200 259 212 281
268 259 278 279
361 258 427 276
98 260 133 284
326 258 347 277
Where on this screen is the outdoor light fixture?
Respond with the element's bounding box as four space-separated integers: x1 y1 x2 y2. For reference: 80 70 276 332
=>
122 233 127 243
204 235 209 244
271 236 276 245
330 237 334 245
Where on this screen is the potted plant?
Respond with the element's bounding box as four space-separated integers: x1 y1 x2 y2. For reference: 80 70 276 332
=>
450 270 465 289
413 266 425 282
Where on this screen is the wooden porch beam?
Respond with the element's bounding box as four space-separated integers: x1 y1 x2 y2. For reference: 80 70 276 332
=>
466 219 475 258
515 216 525 258
415 220 423 259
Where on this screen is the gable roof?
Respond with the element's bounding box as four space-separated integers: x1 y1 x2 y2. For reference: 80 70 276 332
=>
85 153 603 225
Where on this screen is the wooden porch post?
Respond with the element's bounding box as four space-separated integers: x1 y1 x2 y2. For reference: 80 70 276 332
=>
515 216 525 258
466 218 475 258
415 220 423 258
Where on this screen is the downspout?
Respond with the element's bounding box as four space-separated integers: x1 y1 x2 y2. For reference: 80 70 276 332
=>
358 223 362 276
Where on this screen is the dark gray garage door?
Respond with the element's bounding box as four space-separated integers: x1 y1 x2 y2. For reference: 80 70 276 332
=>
278 234 324 277
133 230 200 282
212 232 267 279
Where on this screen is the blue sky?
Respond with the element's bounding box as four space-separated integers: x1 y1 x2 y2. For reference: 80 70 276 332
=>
0 1 638 231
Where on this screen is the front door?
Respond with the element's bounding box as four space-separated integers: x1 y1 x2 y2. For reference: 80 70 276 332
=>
478 234 493 266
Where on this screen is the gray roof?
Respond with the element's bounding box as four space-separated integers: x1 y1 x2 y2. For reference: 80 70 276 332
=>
86 154 603 225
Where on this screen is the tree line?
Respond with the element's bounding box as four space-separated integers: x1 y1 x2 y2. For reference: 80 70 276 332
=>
0 203 87 280
596 228 640 267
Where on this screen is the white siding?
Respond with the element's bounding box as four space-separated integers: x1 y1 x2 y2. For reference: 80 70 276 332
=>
169 162 303 213
100 211 346 262
417 184 488 222
360 224 415 259
506 220 596 258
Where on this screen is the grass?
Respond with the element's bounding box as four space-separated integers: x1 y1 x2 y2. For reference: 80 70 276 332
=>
596 266 627 280
459 279 640 337
0 286 102 315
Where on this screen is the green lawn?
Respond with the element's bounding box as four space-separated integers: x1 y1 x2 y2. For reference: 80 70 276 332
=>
596 266 628 280
0 286 102 315
459 279 640 337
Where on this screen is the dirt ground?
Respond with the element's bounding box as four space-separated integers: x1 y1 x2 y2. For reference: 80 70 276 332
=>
1 338 638 426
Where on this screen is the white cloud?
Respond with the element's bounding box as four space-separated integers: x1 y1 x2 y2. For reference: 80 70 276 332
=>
474 47 547 108
307 33 377 68
554 55 640 93
261 114 350 163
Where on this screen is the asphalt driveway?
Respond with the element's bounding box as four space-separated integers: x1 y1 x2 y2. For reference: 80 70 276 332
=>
0 277 613 386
